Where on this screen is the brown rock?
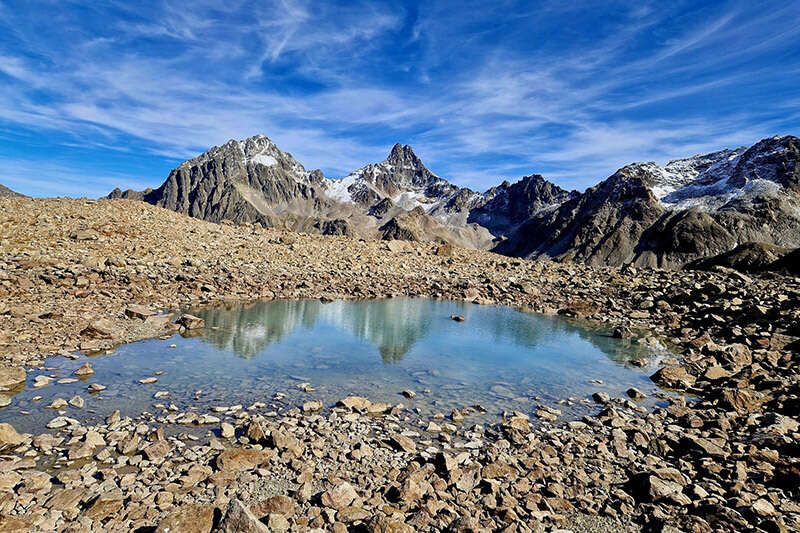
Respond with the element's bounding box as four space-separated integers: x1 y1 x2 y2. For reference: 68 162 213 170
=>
251 495 296 518
434 452 457 474
368 516 415 533
482 461 517 480
156 503 216 533
216 448 272 472
388 434 416 453
246 419 269 444
218 499 269 533
722 343 752 367
74 362 94 376
125 304 155 320
337 396 372 411
435 243 454 256
143 439 171 461
0 365 26 391
0 516 33 533
683 435 728 458
80 318 115 339
651 365 696 389
0 423 24 449
721 388 765 414
178 313 205 330
703 365 731 380
0 471 21 492
270 428 303 457
84 491 124 521
302 399 323 412
321 481 358 510
45 488 86 511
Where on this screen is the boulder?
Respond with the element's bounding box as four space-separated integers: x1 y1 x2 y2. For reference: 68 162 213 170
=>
0 366 26 391
156 504 215 533
651 366 696 389
216 448 272 472
251 495 296 518
321 481 358 510
0 423 23 449
125 304 155 320
178 314 205 330
217 499 269 533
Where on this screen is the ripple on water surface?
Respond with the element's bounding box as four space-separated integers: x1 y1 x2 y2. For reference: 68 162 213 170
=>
1 298 671 433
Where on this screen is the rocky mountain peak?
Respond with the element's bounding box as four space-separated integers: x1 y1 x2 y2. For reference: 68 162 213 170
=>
177 134 311 180
468 173 576 236
386 143 425 171
727 134 799 190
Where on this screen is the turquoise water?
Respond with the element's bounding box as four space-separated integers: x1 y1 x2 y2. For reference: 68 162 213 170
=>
1 298 667 433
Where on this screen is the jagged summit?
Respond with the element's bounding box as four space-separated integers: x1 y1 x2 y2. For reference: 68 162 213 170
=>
468 174 576 235
322 142 457 209
177 134 314 183
386 143 425 170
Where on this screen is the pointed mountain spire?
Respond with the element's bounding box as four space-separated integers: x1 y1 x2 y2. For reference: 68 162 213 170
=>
386 143 425 170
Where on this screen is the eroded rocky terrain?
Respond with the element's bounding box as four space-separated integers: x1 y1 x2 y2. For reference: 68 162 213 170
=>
0 197 798 532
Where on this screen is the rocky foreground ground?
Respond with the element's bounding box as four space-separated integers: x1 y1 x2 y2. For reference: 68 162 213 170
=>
0 197 798 532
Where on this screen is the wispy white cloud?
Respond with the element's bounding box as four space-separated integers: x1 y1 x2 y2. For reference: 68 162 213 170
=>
0 0 798 197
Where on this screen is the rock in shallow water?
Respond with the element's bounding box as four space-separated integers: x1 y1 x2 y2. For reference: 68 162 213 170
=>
178 313 205 330
0 365 26 391
74 362 94 376
0 423 23 449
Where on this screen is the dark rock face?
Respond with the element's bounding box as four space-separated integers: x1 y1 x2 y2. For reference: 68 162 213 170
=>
770 247 800 274
106 187 152 201
495 165 666 266
468 174 577 236
368 197 394 218
687 242 797 274
379 209 425 241
0 184 24 197
313 219 354 237
119 136 328 227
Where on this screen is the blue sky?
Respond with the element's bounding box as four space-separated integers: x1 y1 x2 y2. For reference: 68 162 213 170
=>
1 0 799 197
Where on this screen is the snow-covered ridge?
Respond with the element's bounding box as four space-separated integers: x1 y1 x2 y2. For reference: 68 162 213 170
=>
633 136 799 211
178 134 315 185
321 145 462 217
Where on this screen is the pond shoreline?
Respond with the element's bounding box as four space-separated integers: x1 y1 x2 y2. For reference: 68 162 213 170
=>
2 297 670 436
0 197 798 532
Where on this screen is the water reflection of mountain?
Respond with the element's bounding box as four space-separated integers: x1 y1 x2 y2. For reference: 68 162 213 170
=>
321 300 433 362
194 299 432 362
196 300 321 358
193 298 655 365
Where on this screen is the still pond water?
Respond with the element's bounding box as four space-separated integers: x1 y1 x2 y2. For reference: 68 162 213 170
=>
1 298 669 433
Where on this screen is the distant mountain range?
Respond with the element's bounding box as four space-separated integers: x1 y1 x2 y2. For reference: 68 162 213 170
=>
0 184 24 197
103 133 799 269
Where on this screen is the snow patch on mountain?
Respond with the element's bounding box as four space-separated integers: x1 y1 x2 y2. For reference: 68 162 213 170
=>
323 173 362 203
248 154 278 167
